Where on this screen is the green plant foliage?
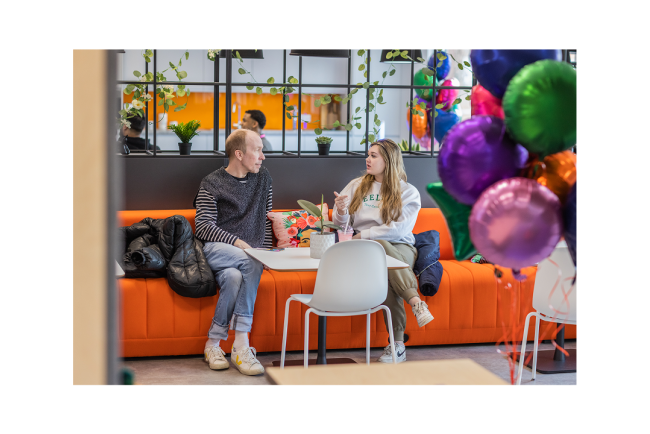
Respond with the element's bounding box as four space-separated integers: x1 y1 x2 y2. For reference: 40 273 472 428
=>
297 195 342 233
315 136 333 144
201 49 474 153
168 120 201 143
119 50 190 128
398 139 421 152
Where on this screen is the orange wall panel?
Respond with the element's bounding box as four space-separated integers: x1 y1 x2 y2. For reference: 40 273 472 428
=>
123 92 333 131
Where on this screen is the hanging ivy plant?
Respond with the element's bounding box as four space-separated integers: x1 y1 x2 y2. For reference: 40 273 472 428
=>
208 50 319 128
205 49 474 146
120 50 191 128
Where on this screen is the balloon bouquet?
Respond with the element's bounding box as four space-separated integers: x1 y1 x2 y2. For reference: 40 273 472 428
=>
427 50 576 384
428 50 576 274
406 51 463 151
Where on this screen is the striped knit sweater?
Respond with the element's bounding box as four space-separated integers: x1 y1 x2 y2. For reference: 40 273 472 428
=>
195 170 273 248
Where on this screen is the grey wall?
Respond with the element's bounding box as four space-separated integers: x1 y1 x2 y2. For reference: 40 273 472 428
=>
122 156 440 210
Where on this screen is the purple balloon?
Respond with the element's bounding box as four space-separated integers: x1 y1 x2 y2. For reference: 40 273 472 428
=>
438 115 528 205
469 177 563 269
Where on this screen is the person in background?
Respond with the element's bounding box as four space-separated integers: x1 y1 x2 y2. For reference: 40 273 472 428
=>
241 109 273 152
193 129 273 376
118 114 159 153
331 138 434 364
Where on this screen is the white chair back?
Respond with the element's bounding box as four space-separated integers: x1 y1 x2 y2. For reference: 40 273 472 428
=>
309 240 388 312
532 244 577 322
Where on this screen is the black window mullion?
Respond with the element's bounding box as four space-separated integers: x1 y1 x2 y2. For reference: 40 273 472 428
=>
346 50 351 153
153 49 157 157
298 56 302 158
364 49 370 153
144 55 149 154
214 54 219 153
408 53 414 153
282 50 286 153
431 49 436 158
225 50 232 140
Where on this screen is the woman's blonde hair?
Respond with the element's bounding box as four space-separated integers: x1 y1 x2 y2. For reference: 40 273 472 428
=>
348 139 407 225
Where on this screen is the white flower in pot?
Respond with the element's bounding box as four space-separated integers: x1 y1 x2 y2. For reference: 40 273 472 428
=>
298 195 342 259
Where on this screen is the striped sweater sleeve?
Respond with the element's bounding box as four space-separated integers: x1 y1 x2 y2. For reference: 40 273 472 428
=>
195 188 239 245
263 186 273 248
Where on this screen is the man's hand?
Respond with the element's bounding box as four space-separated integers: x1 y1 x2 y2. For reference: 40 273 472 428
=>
235 239 252 250
263 264 270 271
334 191 349 216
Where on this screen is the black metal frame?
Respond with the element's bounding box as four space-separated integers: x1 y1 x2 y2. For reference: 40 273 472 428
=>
116 49 475 158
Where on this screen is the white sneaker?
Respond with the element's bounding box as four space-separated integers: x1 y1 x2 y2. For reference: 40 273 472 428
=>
204 345 229 370
231 346 265 376
412 301 434 327
378 342 406 363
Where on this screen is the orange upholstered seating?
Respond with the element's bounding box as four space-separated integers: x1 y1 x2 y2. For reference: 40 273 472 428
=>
117 208 576 357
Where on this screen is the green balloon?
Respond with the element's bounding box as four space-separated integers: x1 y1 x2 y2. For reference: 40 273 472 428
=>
427 182 477 261
414 69 435 101
503 60 576 157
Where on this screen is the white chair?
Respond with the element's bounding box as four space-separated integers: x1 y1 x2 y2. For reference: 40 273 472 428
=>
280 239 398 368
516 242 577 384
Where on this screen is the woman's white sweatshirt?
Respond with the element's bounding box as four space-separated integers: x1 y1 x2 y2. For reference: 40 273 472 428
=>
332 178 421 245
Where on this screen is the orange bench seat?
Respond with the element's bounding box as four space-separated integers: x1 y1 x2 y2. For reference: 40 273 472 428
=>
117 208 576 357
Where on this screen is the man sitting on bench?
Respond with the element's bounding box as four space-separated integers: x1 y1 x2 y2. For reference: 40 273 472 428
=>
194 129 273 376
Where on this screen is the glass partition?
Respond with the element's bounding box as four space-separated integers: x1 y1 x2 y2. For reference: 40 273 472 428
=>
116 49 575 158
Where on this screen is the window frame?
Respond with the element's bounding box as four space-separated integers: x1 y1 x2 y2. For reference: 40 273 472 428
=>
116 49 574 158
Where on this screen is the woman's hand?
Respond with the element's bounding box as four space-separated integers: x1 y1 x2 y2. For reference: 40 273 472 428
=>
334 191 349 216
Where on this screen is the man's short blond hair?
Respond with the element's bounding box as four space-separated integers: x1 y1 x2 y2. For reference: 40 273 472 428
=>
225 129 251 159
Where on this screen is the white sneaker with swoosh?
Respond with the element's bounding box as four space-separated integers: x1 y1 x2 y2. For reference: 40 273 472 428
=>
378 342 406 363
231 346 265 376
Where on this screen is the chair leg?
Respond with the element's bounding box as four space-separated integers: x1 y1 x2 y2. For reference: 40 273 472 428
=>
366 313 371 365
304 308 313 369
280 298 293 369
516 312 535 385
380 306 397 364
532 316 541 381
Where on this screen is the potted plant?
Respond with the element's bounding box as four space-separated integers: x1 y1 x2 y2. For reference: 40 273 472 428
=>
315 136 333 156
398 139 421 152
168 120 200 155
298 194 341 259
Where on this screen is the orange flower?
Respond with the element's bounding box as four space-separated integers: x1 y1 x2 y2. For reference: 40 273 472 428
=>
287 227 298 237
306 215 318 226
296 217 308 229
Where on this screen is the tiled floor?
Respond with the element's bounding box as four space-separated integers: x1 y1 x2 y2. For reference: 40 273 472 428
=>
123 340 576 385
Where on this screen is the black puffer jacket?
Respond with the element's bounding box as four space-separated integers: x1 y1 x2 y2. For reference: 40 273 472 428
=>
119 215 216 298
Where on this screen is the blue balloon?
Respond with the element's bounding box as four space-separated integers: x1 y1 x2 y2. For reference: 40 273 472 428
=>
433 109 460 144
428 51 451 81
470 50 562 98
563 182 576 266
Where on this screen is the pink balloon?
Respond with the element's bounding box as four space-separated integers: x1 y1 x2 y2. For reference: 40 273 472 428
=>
471 84 504 118
468 177 563 269
436 79 459 111
417 133 431 151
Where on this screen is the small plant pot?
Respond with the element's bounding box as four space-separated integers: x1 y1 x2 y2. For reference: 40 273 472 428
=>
179 143 192 155
310 232 335 259
317 142 332 156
